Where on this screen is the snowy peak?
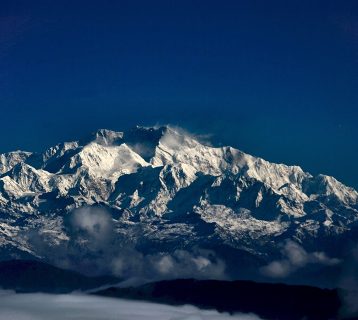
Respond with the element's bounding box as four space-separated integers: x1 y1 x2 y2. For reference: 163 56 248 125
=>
1 162 52 196
84 129 124 146
150 128 310 199
0 125 356 233
303 174 358 205
121 125 167 161
0 151 33 175
152 128 239 175
78 126 168 161
69 142 150 179
0 126 356 207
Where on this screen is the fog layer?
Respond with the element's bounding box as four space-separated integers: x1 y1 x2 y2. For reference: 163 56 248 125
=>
0 291 262 320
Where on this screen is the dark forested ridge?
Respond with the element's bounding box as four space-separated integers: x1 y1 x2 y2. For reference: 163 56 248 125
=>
94 278 355 320
0 260 118 293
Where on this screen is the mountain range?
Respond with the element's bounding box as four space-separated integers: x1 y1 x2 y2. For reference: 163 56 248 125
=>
0 125 357 284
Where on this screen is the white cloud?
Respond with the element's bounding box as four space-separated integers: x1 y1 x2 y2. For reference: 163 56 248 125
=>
70 206 113 242
111 248 227 282
261 260 292 278
156 256 175 274
0 292 263 320
261 240 340 278
28 206 227 281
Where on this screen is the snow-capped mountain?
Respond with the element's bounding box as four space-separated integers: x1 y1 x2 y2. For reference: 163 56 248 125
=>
0 125 357 280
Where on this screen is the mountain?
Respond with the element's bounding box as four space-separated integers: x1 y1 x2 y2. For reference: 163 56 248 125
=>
0 125 357 283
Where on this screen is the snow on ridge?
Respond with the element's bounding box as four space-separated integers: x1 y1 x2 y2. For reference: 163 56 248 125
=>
0 150 33 174
0 125 355 206
72 142 150 180
0 126 356 204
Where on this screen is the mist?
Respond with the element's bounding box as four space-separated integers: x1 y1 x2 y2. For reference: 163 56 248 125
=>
260 240 340 278
25 206 227 283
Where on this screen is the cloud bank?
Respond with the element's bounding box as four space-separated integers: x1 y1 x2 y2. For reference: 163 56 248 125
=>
0 291 263 320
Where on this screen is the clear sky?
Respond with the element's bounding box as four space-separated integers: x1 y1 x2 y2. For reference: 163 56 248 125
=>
1 0 357 189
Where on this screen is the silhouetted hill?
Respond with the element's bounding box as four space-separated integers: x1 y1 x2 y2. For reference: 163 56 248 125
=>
0 260 119 293
94 278 348 320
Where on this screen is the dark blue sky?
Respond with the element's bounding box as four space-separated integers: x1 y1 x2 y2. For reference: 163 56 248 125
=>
1 0 357 188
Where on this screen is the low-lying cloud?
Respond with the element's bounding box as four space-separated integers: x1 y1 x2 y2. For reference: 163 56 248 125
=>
111 247 226 283
261 240 340 278
27 206 227 281
0 291 263 320
70 206 114 245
